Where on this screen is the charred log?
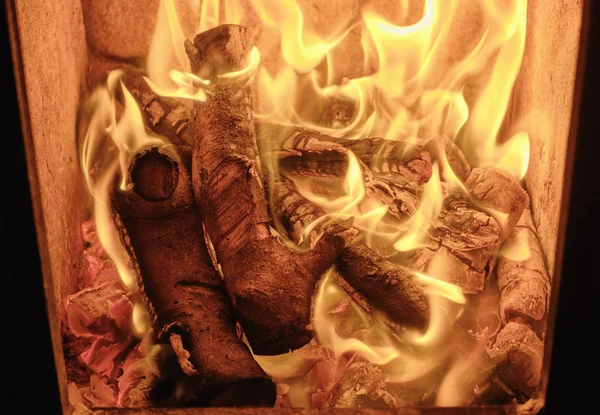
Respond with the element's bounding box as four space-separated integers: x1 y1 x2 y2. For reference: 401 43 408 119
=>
424 135 471 181
323 361 408 408
270 176 428 330
121 71 193 160
111 148 276 406
487 319 543 396
277 129 433 185
497 208 551 325
187 25 353 356
405 168 529 294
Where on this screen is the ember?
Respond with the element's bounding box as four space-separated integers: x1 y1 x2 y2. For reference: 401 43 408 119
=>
66 0 552 411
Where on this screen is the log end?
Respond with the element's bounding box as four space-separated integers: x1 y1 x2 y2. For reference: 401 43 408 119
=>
487 320 543 396
130 148 179 201
186 24 251 80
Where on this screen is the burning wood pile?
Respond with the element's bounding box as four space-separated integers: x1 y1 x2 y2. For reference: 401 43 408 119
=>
66 0 550 411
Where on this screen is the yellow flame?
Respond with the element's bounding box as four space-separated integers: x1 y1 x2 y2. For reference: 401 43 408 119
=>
132 302 152 337
498 226 531 262
146 0 210 101
459 0 529 178
312 266 467 383
250 0 349 73
81 0 535 403
79 70 174 288
394 163 443 251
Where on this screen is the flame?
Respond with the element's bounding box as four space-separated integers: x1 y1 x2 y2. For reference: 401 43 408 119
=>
146 0 210 101
132 302 152 336
79 0 534 405
79 70 173 337
313 266 467 383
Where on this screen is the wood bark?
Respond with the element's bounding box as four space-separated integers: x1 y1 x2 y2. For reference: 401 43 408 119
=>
270 176 428 330
270 176 498 403
405 168 529 294
496 208 551 324
111 148 276 406
487 320 543 396
122 71 193 160
186 25 353 356
277 129 433 185
424 135 471 181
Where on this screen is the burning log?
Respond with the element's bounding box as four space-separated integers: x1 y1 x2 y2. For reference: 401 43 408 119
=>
270 175 428 330
406 168 529 294
323 361 408 408
121 71 193 160
424 135 471 181
277 129 433 185
496 208 551 324
186 25 353 356
487 320 544 395
271 176 498 403
111 148 276 406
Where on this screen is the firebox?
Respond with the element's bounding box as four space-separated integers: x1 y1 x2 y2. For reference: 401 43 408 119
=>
6 0 587 413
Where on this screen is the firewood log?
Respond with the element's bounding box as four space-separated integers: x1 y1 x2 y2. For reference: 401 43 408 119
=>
323 361 409 408
406 168 529 294
487 319 543 396
277 129 433 185
271 176 498 404
496 208 551 324
121 71 193 160
111 148 276 406
424 135 471 181
186 25 354 356
270 175 428 330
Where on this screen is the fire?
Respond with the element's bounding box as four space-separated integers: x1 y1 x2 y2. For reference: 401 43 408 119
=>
79 70 174 335
79 0 533 406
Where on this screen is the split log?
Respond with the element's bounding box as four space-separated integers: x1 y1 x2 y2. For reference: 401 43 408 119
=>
323 361 408 408
111 148 276 406
487 319 543 396
364 179 420 221
277 129 433 185
186 25 354 356
405 168 529 294
270 176 428 330
496 208 551 324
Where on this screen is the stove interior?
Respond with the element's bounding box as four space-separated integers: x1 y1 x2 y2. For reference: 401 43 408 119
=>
11 0 583 412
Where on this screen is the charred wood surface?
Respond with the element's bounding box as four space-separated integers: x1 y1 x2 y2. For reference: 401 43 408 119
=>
111 149 275 406
487 320 543 396
187 25 352 356
323 361 408 408
278 130 432 185
121 71 193 160
496 208 551 324
271 176 497 403
424 135 471 181
270 176 428 330
406 168 529 294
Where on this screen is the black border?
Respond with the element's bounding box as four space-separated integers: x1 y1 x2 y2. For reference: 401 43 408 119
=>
1 2 62 412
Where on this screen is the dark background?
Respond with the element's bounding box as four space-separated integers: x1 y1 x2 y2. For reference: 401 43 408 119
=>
1 1 596 414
